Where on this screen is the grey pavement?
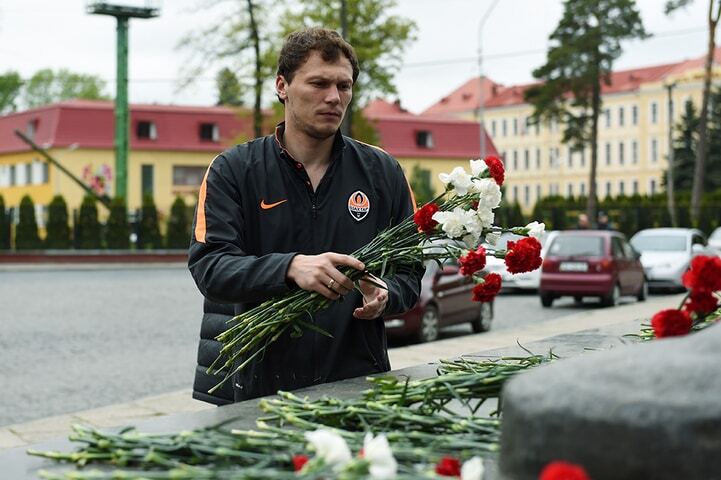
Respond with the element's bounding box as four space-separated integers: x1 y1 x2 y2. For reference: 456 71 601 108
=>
0 291 684 452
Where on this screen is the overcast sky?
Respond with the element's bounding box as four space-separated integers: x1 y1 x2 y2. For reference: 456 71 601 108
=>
0 0 714 114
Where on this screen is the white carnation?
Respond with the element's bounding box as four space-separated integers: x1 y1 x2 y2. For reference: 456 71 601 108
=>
473 178 502 210
485 231 501 246
461 456 484 480
525 221 546 239
439 166 474 196
305 429 352 470
476 207 495 229
432 208 468 239
469 159 488 177
363 433 398 479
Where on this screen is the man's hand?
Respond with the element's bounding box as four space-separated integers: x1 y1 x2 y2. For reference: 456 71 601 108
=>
353 276 388 320
287 253 365 300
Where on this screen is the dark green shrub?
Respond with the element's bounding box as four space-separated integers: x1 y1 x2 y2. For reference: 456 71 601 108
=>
166 196 190 249
105 196 130 249
45 195 71 249
15 195 42 250
75 195 101 249
0 195 9 250
138 194 162 249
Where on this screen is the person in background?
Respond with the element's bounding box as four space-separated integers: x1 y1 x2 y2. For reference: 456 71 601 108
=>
576 213 591 230
597 211 612 230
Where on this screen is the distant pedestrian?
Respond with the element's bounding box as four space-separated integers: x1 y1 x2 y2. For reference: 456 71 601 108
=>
576 213 591 230
597 211 612 230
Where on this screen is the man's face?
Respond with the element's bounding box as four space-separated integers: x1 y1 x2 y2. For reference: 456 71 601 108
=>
276 51 353 140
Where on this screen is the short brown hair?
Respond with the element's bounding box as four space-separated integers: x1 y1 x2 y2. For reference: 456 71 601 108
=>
277 27 359 85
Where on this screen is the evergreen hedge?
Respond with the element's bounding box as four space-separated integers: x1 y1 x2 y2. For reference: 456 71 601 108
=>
0 195 10 250
106 197 130 249
166 196 190 249
45 195 71 249
15 195 42 250
138 194 163 249
75 195 102 249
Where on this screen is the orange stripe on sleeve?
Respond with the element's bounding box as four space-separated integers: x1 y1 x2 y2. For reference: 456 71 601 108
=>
405 176 418 213
194 156 219 244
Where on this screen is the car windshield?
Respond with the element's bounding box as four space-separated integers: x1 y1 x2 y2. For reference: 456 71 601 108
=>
631 235 687 252
548 236 604 256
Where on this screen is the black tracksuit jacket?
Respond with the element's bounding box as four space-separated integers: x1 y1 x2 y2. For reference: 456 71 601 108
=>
188 124 423 402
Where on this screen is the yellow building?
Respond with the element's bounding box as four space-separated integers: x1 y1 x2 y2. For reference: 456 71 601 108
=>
423 49 721 212
0 100 254 227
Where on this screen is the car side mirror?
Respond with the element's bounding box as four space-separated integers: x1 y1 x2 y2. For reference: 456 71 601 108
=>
438 265 459 276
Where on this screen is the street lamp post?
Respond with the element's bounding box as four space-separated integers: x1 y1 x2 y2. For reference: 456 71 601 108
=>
665 81 678 227
478 0 500 159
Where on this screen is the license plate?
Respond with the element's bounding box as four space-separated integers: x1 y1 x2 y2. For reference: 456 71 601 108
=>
559 262 588 272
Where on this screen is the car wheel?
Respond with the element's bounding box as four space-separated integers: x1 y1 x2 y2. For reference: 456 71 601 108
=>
471 302 493 333
601 284 621 307
637 278 648 302
417 305 440 343
540 292 554 308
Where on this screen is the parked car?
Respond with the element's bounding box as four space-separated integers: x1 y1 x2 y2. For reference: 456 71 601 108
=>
539 230 646 307
483 230 559 291
630 228 716 291
709 226 721 253
384 260 494 343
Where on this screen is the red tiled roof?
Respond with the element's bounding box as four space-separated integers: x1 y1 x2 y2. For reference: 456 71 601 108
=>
365 99 498 159
424 48 721 113
0 99 254 154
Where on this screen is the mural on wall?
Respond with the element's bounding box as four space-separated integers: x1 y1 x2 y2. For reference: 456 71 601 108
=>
83 164 113 197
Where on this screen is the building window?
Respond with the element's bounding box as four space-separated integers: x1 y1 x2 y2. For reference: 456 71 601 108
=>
632 179 639 194
513 185 519 202
8 165 16 186
513 118 518 135
651 102 658 124
650 179 657 195
491 120 497 137
141 164 154 196
536 184 542 200
606 181 612 197
173 165 207 187
580 182 586 196
524 149 530 170
604 108 611 128
651 138 658 163
199 123 220 142
535 148 541 169
513 150 518 171
524 185 530 205
35 204 47 229
502 119 507 137
567 183 574 197
136 121 157 140
618 106 624 127
580 148 586 168
15 163 28 186
31 159 48 185
26 119 39 140
618 141 625 165
632 140 638 164
535 122 540 135
568 148 573 168
415 131 434 148
619 181 625 195
605 142 611 166
632 105 638 125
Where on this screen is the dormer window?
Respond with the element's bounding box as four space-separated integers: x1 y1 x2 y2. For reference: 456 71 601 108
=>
199 122 219 142
26 119 39 140
416 130 434 149
137 121 157 140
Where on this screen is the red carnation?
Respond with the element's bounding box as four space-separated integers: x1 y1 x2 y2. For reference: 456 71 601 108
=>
435 456 461 477
504 237 543 274
651 309 692 338
292 454 309 471
413 203 440 234
684 290 719 315
472 273 502 302
682 255 721 293
459 246 487 276
539 461 591 480
483 155 505 186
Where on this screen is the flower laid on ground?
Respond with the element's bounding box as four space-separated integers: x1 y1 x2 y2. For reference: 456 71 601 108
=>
461 456 485 480
304 428 352 471
435 456 462 476
292 454 309 471
362 433 398 479
539 460 591 480
209 158 545 390
643 255 721 340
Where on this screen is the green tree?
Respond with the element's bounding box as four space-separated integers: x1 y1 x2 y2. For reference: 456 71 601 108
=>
668 99 699 191
138 194 163 249
0 71 23 113
166 196 191 249
75 195 102 249
216 67 244 106
22 68 109 109
408 164 435 207
524 0 647 226
666 0 721 223
105 197 130 249
45 195 71 249
15 195 42 250
0 195 10 250
178 0 276 138
280 0 416 137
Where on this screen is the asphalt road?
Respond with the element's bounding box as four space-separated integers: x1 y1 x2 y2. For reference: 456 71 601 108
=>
0 266 645 427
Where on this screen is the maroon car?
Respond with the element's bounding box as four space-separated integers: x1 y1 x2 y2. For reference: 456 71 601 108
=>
539 230 647 307
384 261 494 343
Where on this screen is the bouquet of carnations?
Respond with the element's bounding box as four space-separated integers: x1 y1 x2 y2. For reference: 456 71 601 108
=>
645 255 721 339
209 157 545 391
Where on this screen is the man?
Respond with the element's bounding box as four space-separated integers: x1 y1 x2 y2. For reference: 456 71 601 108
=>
188 28 422 404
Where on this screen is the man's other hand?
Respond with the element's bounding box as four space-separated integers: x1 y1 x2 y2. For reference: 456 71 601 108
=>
287 253 364 300
353 276 388 320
